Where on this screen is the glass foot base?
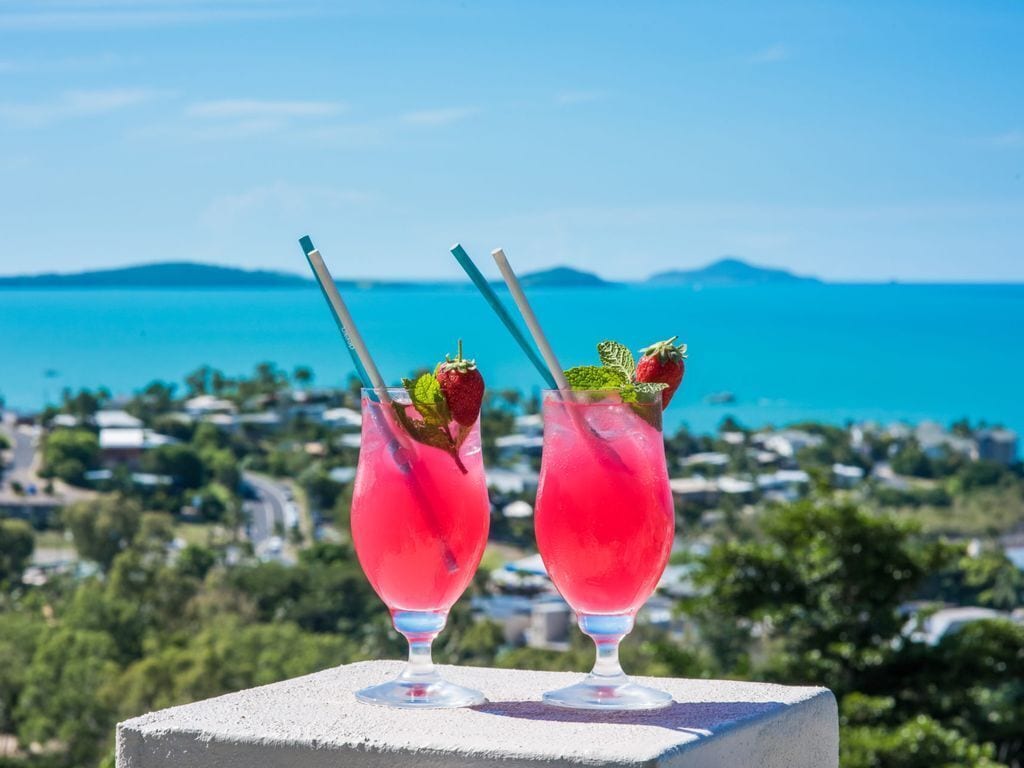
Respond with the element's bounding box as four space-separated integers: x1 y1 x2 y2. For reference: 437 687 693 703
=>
356 673 486 709
543 673 673 711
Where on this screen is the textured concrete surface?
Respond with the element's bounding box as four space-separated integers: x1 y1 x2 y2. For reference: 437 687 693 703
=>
116 660 838 767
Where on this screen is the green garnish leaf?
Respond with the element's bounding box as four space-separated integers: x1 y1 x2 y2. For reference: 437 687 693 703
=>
597 340 635 379
564 365 629 391
396 373 467 473
633 381 669 394
402 373 451 424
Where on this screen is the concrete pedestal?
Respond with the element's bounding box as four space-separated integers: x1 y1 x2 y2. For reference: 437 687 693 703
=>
117 660 837 767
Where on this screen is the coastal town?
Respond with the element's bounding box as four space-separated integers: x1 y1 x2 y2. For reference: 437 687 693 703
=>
2 364 1021 658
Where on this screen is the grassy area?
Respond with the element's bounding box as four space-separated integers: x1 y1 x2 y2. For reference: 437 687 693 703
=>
173 521 228 547
33 529 73 549
480 541 529 573
891 485 1024 538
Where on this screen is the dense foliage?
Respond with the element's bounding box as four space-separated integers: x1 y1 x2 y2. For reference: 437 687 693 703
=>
1 365 1021 767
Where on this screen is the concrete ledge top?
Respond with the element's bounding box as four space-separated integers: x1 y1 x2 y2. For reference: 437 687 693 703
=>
117 660 838 768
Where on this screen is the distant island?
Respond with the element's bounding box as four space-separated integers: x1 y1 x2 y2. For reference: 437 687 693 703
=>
0 262 311 289
0 257 818 289
648 257 820 287
517 266 613 288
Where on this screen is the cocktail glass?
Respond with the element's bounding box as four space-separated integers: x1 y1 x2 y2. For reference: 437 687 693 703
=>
350 387 490 707
535 388 676 709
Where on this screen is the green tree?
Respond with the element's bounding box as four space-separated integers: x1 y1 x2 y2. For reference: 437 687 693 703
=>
63 495 142 570
142 443 206 489
692 499 930 696
60 387 110 419
842 715 1004 768
16 628 120 765
40 428 100 485
114 619 352 719
0 519 34 586
0 612 44 733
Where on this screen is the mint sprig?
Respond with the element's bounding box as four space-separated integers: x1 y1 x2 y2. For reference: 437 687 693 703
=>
563 340 667 428
392 372 469 473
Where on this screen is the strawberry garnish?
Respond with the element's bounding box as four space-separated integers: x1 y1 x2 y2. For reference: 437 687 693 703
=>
635 336 687 407
436 339 485 427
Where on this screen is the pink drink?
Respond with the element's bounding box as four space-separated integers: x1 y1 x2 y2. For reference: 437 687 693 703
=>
535 395 674 616
351 396 489 613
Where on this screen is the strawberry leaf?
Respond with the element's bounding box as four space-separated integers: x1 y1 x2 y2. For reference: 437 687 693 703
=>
597 340 635 379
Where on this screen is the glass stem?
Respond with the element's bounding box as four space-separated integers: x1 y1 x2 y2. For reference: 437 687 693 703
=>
592 636 625 679
392 610 446 682
406 639 436 678
578 613 633 681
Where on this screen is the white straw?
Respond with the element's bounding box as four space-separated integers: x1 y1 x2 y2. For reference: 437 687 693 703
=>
491 248 571 391
305 249 389 395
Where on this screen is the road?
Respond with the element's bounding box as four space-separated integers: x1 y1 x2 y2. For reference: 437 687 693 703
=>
242 471 290 546
2 416 39 489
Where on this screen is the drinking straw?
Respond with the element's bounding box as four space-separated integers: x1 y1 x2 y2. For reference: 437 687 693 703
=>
300 235 383 397
450 244 556 389
299 235 458 572
490 248 571 391
491 248 628 468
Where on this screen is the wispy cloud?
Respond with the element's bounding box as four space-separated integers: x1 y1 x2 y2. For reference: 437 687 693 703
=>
0 88 157 127
981 130 1024 149
748 43 790 64
0 1 312 30
401 107 479 126
177 98 345 140
201 181 373 229
186 99 345 119
555 90 605 106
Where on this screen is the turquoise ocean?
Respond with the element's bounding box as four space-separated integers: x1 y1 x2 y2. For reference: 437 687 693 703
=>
0 283 1021 445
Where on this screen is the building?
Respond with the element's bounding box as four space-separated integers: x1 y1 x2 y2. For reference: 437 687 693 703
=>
98 428 175 466
915 421 978 460
494 433 544 458
681 452 730 470
754 430 824 460
527 598 573 650
976 428 1018 466
669 476 719 504
904 606 1015 646
94 409 143 430
184 395 237 417
832 463 865 488
321 407 362 428
486 467 539 495
501 500 533 519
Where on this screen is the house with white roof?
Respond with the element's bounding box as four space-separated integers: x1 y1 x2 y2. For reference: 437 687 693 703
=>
99 428 176 466
94 410 143 430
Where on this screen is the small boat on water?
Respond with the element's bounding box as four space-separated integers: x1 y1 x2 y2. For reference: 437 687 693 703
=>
705 391 736 405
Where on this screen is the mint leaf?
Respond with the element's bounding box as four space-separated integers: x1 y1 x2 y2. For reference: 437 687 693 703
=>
396 374 467 473
597 340 635 379
403 373 450 424
633 381 668 394
564 365 629 390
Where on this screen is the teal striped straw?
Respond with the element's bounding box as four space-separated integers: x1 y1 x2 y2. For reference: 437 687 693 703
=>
450 243 557 389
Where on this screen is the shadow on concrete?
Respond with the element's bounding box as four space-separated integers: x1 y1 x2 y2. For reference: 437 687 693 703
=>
474 699 785 735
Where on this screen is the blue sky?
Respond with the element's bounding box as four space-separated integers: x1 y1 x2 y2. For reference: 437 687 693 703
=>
0 0 1021 282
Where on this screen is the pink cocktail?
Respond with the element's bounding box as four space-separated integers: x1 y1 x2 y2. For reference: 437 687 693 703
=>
535 389 675 709
351 388 490 707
